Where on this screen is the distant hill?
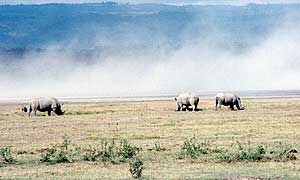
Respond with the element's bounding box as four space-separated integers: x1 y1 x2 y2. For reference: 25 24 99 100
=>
0 2 299 55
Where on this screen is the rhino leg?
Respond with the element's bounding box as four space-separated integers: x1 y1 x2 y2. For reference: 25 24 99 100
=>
28 106 32 116
177 102 182 111
194 99 200 111
230 103 235 110
215 99 222 110
182 105 187 111
48 110 51 116
176 102 182 111
194 104 200 111
186 105 193 111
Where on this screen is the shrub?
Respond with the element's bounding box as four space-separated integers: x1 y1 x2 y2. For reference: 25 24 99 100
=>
154 142 166 152
147 142 166 152
83 145 98 161
83 139 139 164
177 138 297 163
40 138 81 164
0 147 16 164
215 142 297 163
215 142 268 163
118 140 139 161
270 143 297 162
177 137 211 159
97 140 118 163
129 157 144 178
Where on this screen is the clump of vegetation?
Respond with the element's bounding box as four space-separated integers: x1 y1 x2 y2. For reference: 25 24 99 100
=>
118 140 139 161
154 142 166 152
40 138 81 164
215 142 297 163
83 139 139 164
147 142 166 152
269 143 297 162
83 145 98 161
96 140 118 163
177 137 211 159
216 142 268 163
2 136 296 170
0 147 16 164
129 157 144 178
177 138 297 163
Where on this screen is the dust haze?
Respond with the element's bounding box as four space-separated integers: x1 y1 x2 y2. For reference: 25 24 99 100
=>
1 8 300 99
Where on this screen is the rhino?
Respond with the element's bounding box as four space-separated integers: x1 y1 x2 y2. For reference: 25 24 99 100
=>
215 93 245 110
175 93 200 111
22 97 65 116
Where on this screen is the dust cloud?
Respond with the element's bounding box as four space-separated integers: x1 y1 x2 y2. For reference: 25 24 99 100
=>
0 8 299 99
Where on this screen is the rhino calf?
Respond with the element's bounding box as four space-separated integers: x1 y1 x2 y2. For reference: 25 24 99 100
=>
215 93 245 110
22 97 65 116
175 93 200 111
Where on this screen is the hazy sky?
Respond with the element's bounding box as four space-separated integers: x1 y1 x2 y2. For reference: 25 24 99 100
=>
1 0 299 5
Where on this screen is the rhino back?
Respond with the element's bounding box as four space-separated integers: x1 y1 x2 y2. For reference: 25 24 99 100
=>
224 93 236 103
32 97 58 110
177 93 198 105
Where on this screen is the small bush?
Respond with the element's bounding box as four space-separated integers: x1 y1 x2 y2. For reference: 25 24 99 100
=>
83 139 139 164
154 142 166 152
177 138 297 163
83 145 98 161
216 142 268 163
40 139 81 164
147 142 166 152
0 147 16 164
154 143 162 151
97 140 118 163
270 144 297 162
177 137 211 159
215 142 297 163
118 140 139 161
129 157 144 178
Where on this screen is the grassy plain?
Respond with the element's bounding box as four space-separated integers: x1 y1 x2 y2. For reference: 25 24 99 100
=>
1 97 300 179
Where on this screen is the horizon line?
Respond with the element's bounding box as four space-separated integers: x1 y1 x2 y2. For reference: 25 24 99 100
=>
1 1 300 7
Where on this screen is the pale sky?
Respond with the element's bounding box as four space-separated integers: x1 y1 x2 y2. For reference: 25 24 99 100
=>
1 0 299 5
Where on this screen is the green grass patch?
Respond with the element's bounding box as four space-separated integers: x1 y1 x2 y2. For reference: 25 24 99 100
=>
83 139 139 164
176 138 297 163
0 147 17 165
177 137 216 159
40 138 81 164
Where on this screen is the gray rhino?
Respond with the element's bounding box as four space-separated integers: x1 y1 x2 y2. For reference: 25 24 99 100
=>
215 93 245 110
22 97 65 116
175 93 200 111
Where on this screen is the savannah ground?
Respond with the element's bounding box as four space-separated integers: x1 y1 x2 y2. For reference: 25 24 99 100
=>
1 96 300 179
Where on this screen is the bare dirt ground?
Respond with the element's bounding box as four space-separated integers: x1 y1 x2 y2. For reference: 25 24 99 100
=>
1 96 300 179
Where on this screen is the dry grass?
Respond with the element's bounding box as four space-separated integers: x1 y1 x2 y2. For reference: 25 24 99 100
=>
1 98 300 179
